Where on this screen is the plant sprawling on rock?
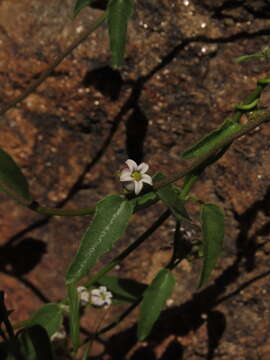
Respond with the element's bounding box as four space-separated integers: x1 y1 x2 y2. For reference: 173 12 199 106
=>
0 1 270 359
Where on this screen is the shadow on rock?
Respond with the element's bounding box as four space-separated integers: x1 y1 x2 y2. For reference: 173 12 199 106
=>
233 185 270 272
83 66 123 101
160 339 184 360
126 105 148 164
89 0 108 10
0 237 46 276
206 310 226 360
130 346 156 360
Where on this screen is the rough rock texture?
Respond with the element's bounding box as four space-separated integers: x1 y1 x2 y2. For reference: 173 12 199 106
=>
1 0 270 359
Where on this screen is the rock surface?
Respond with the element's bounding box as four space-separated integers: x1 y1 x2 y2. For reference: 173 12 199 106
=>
0 0 270 359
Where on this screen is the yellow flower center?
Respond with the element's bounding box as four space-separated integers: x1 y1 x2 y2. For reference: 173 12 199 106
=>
131 171 142 181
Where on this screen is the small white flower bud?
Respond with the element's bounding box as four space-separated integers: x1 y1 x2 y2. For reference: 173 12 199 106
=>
77 286 90 306
91 286 113 308
50 329 66 342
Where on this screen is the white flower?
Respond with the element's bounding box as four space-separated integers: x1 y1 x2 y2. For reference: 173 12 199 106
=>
77 286 90 306
120 159 153 195
50 328 66 342
90 286 113 308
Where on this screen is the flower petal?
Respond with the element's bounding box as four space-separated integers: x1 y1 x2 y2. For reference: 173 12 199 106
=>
91 289 101 296
134 181 143 195
120 172 133 181
80 292 90 305
77 286 87 294
105 298 112 306
92 296 104 306
123 181 135 191
137 162 149 174
51 329 66 341
141 174 153 185
125 159 138 172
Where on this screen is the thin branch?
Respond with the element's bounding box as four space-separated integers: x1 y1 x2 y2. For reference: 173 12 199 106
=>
26 108 270 217
154 108 270 190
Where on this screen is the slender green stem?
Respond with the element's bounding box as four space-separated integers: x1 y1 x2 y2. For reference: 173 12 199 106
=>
27 107 270 218
16 75 270 219
77 107 270 339
166 174 199 269
94 108 270 334
154 74 270 191
232 75 270 121
96 237 190 338
180 173 200 199
76 210 171 348
0 13 106 117
78 78 270 339
95 231 191 338
92 182 195 338
154 108 270 191
84 209 171 288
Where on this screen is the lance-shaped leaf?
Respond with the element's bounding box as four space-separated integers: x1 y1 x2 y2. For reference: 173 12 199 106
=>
0 148 32 205
181 119 242 159
66 194 134 284
18 325 54 360
198 203 224 288
155 173 190 223
137 269 175 341
73 0 94 18
233 53 264 63
96 275 147 303
107 0 134 68
18 304 63 338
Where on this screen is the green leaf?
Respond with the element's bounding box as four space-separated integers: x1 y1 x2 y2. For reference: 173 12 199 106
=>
18 325 54 360
66 194 134 284
181 119 242 159
0 148 32 205
19 304 63 338
233 53 263 63
137 269 175 341
198 203 224 288
107 0 134 68
68 284 80 352
134 191 159 212
155 173 190 223
73 0 94 18
96 275 147 303
82 346 90 360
